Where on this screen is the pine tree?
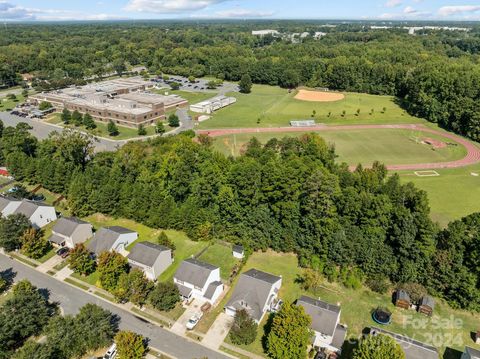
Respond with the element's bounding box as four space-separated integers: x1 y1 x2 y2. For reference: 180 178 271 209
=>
107 120 119 136
61 108 71 124
83 113 96 129
137 124 147 136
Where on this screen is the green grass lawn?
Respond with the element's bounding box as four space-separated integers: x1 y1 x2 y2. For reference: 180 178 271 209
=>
213 129 466 167
197 243 240 280
83 214 208 283
0 94 26 112
226 250 480 358
72 271 100 286
199 85 422 129
398 163 480 227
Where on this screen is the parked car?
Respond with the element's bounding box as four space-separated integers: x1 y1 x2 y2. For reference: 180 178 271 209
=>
56 247 70 258
103 343 117 359
186 312 203 330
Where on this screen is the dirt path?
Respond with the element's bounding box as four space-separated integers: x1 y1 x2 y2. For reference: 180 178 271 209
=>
197 124 480 171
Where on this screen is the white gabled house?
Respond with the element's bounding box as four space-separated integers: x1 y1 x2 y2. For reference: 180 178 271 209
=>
127 242 173 281
87 226 138 256
0 197 57 228
225 268 282 323
48 217 93 249
297 296 346 353
173 258 223 304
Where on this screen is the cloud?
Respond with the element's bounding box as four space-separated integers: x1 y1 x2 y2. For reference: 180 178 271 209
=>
0 1 35 20
403 6 418 14
438 5 480 17
0 1 126 21
124 0 230 13
385 0 402 8
214 8 274 18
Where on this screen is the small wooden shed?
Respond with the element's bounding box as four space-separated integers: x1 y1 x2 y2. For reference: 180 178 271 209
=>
395 289 411 309
418 296 435 316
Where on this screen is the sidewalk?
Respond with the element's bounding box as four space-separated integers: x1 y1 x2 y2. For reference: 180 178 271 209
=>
37 255 64 273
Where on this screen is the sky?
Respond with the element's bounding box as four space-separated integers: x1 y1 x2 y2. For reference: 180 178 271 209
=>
2 0 480 21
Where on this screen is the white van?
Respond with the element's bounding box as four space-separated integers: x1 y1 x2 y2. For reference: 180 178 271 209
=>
103 343 117 359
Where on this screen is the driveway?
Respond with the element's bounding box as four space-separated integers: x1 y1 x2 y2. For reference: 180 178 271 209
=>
0 254 229 359
202 312 234 349
171 298 206 335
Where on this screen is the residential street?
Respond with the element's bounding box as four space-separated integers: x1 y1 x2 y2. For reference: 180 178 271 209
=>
0 253 229 359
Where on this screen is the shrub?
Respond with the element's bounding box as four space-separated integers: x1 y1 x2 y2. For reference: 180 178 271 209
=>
229 309 257 345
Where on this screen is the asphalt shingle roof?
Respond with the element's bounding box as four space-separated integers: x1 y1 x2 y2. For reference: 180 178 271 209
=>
297 295 341 337
226 269 281 322
174 258 218 288
127 241 170 267
53 217 89 237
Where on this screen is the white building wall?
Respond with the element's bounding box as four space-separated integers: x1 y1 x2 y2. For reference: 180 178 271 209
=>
2 201 21 217
30 207 57 228
152 250 172 279
174 267 221 301
112 232 138 252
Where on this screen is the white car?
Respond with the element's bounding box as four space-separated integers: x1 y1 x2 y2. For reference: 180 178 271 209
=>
103 343 117 359
186 312 203 330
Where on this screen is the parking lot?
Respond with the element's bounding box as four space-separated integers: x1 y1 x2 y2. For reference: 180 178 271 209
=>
152 76 239 94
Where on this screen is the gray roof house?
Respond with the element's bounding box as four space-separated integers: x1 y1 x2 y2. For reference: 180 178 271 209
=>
4 199 57 228
225 269 282 323
463 347 480 359
88 226 138 256
297 296 346 352
370 327 439 359
127 242 173 280
173 258 223 304
49 217 93 249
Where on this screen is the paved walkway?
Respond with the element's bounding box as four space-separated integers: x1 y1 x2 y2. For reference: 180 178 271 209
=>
201 312 234 349
198 124 480 171
37 255 63 273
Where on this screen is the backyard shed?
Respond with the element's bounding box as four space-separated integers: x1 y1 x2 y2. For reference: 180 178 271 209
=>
418 296 435 316
395 289 411 309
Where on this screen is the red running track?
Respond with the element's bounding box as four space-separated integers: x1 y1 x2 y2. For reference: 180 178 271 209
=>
197 124 480 171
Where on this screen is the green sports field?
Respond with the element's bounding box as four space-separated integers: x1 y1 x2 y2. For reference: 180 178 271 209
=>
213 129 466 166
199 85 422 129
398 164 480 227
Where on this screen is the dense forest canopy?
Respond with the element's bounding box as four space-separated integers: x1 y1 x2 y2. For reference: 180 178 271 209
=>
2 124 480 312
3 21 480 138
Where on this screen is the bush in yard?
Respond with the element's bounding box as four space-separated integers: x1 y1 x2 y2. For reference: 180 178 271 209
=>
20 227 50 259
115 330 146 359
353 334 405 359
239 74 252 94
72 110 83 127
83 113 96 129
61 108 71 124
155 121 165 135
107 120 119 136
148 281 179 311
229 309 257 345
68 243 96 275
38 101 52 110
398 282 427 303
137 124 147 136
97 251 129 292
168 113 180 127
157 231 176 252
366 274 391 294
266 301 312 359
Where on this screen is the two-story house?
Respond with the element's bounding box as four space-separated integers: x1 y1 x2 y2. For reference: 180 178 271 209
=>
87 226 138 256
225 268 282 323
127 241 172 280
173 258 223 304
0 197 57 228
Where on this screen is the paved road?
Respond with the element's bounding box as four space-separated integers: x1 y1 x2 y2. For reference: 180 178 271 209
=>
0 112 124 152
198 124 480 171
0 254 229 359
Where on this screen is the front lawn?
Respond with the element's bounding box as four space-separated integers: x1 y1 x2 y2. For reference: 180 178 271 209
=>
0 94 26 112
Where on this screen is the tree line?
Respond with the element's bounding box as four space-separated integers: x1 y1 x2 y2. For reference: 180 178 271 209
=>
2 123 480 312
2 23 480 139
